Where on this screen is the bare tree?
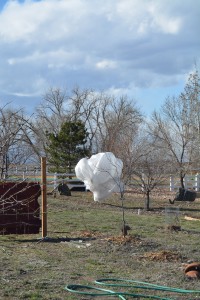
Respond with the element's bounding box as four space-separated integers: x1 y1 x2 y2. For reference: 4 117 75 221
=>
148 69 200 188
28 87 143 172
68 86 101 152
22 87 70 163
119 127 169 210
0 104 33 178
180 69 200 168
32 87 99 160
93 94 143 156
132 145 170 210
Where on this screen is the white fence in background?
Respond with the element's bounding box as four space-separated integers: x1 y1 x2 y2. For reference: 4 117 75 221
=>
4 165 200 192
4 165 41 180
51 173 86 191
4 166 86 191
170 174 200 191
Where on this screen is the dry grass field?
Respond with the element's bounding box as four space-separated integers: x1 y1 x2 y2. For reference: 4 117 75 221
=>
1 188 200 299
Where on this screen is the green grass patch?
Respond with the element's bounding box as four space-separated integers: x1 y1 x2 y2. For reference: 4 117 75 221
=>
1 191 200 299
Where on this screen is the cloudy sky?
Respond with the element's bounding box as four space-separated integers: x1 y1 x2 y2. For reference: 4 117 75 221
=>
0 0 199 116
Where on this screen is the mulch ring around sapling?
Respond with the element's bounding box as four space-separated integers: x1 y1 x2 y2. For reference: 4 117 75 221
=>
70 231 142 245
138 250 183 262
103 234 142 245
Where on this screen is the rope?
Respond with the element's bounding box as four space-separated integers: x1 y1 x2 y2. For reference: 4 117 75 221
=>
65 278 200 299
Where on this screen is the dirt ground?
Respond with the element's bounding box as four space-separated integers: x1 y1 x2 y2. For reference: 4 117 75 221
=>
1 189 200 299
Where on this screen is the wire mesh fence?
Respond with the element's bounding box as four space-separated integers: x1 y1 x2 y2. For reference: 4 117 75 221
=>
0 162 86 235
1 163 199 236
0 181 41 234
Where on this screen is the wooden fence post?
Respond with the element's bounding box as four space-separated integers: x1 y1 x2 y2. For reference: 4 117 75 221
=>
41 157 47 238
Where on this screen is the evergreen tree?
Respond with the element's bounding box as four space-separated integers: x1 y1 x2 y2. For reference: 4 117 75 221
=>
46 121 90 173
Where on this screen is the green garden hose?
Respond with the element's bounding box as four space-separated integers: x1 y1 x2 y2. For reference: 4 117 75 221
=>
65 278 200 299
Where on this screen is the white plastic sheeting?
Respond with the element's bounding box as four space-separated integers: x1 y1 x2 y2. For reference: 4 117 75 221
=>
75 152 123 201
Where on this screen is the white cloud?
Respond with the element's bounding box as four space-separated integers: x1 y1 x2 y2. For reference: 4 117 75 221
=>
114 0 182 35
7 49 82 67
0 0 199 114
0 0 183 47
96 59 117 70
0 0 90 43
147 3 182 34
11 91 38 97
0 0 44 42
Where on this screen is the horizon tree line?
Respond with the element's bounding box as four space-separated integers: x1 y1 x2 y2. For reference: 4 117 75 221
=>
0 68 199 209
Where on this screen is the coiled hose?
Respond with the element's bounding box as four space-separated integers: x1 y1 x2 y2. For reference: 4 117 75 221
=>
65 278 200 299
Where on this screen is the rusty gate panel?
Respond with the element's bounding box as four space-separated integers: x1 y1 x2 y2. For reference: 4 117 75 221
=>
0 182 41 234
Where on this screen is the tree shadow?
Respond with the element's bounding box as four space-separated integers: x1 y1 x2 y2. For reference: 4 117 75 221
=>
100 200 200 217
180 228 200 235
15 236 96 243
